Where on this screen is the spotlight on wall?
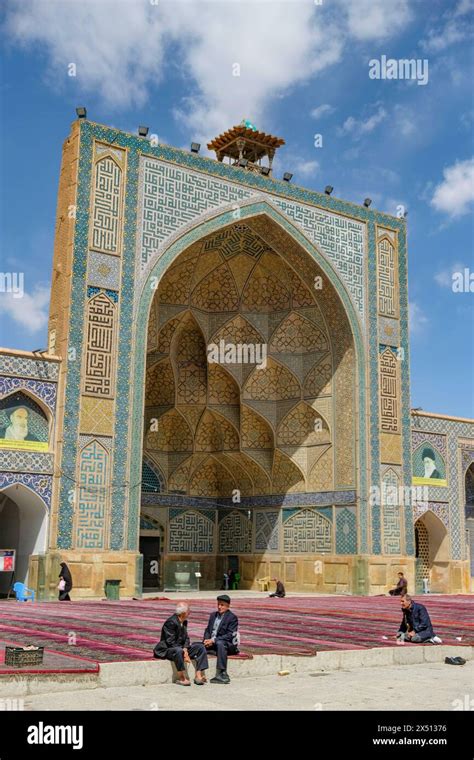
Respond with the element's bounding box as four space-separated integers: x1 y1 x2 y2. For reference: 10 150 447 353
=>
283 172 293 182
75 106 87 119
364 198 372 208
190 142 201 153
138 126 149 137
238 158 248 168
261 166 271 176
325 185 334 195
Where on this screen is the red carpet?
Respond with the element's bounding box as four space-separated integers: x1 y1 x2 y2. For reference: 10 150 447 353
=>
0 595 471 665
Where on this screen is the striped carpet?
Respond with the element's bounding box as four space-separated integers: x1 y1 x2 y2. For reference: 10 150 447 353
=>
0 595 471 663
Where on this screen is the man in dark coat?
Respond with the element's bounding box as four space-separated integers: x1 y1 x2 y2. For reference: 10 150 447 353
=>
397 595 441 643
203 594 239 684
389 572 408 596
58 561 73 601
154 602 209 685
269 578 286 598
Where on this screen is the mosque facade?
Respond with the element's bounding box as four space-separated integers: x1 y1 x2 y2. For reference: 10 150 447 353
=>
0 117 473 598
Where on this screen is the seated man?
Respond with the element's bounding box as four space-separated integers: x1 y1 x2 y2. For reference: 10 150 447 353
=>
389 571 408 596
153 602 209 685
203 594 239 684
396 595 442 644
269 578 286 598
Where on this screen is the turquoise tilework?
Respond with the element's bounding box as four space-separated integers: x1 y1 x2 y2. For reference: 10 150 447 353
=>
58 119 406 557
336 507 357 554
411 414 474 560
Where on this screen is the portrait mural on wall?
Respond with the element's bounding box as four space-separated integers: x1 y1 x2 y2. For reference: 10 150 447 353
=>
0 392 49 452
412 442 447 487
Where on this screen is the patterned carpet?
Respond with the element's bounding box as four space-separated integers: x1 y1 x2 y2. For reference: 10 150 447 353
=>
0 595 472 665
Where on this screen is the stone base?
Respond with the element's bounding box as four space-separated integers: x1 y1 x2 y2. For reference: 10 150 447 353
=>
237 554 417 595
28 551 143 601
162 554 471 595
27 552 472 598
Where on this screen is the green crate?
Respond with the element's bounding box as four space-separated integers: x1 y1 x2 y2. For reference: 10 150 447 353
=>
104 579 121 600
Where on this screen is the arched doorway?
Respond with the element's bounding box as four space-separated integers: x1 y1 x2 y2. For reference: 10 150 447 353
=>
139 513 164 590
0 484 48 596
130 202 367 589
414 511 449 593
464 462 474 579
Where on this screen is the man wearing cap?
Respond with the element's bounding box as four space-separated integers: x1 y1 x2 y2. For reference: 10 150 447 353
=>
203 594 239 684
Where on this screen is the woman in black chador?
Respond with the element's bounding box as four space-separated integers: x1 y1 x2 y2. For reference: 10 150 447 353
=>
58 562 73 601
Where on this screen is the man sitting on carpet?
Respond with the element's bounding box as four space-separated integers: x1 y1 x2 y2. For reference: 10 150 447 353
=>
269 578 286 598
389 572 408 596
203 594 239 684
153 602 209 686
396 595 442 644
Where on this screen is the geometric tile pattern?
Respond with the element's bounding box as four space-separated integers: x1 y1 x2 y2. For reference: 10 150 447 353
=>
275 198 365 317
168 509 214 553
75 439 110 549
411 430 447 457
378 316 400 346
87 251 121 289
142 459 164 493
0 354 59 381
79 397 114 437
382 468 401 554
82 292 118 397
90 155 123 255
0 376 57 415
0 450 54 473
218 510 252 553
283 508 332 553
55 120 408 563
140 159 255 271
410 413 474 560
413 501 449 529
335 507 357 554
254 510 279 551
377 236 397 317
0 471 52 509
379 346 400 433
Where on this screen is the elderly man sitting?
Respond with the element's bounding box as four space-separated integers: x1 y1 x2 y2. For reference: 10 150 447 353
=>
396 595 442 644
153 602 209 685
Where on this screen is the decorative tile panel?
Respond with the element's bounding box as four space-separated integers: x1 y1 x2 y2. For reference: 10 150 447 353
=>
283 508 332 553
0 355 59 381
254 509 279 552
0 472 52 509
168 509 214 553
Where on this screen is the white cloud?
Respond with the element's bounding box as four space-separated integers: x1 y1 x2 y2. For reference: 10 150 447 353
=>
434 261 466 288
0 283 49 334
409 301 429 336
421 0 473 52
393 105 416 137
337 105 387 140
310 104 335 119
340 0 412 41
4 0 414 143
292 159 320 180
5 0 168 109
430 158 474 218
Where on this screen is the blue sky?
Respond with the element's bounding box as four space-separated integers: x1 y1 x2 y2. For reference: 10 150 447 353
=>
0 0 473 416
